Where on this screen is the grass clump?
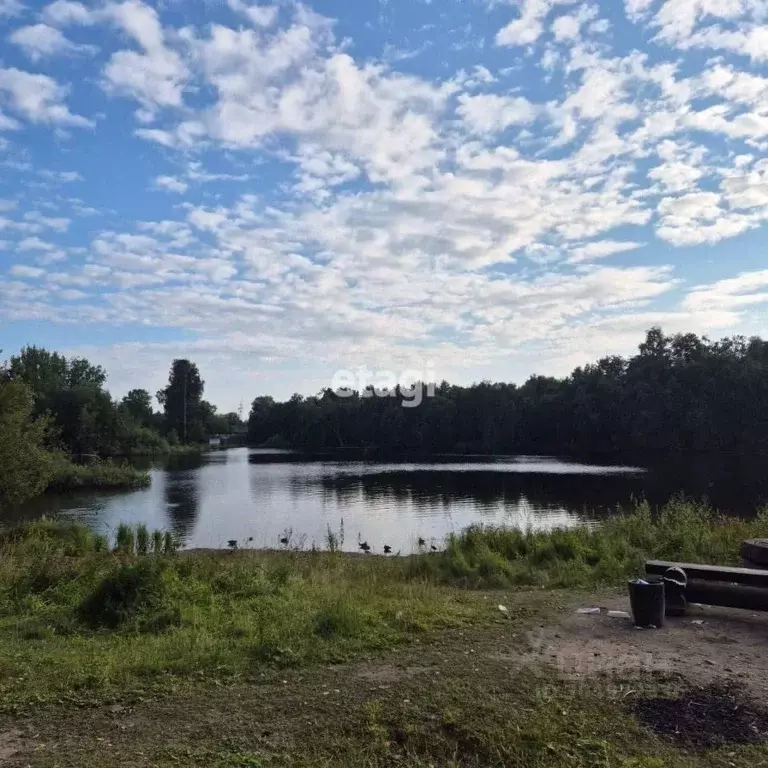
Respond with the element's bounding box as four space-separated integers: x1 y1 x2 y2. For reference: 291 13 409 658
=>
115 523 136 555
411 499 768 589
136 524 149 555
78 559 173 630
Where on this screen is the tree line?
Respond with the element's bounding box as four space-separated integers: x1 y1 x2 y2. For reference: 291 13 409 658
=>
0 348 244 508
248 328 768 455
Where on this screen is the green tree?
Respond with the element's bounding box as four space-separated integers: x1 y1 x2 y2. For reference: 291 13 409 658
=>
157 359 205 442
121 389 154 427
0 379 55 508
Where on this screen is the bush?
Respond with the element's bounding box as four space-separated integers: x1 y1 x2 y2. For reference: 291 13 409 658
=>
78 559 171 629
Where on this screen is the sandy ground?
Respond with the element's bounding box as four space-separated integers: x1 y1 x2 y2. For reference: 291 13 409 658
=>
521 595 768 695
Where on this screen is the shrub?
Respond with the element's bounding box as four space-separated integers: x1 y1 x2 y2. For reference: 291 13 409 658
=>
78 559 171 629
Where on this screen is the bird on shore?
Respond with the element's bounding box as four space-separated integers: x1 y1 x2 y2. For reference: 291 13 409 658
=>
359 541 371 553
418 537 426 547
383 545 392 554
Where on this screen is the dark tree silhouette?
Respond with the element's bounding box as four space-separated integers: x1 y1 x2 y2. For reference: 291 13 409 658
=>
248 328 768 457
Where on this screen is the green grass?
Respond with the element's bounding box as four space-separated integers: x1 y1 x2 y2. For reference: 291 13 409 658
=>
410 498 768 589
46 455 150 492
2 503 768 766
0 520 494 710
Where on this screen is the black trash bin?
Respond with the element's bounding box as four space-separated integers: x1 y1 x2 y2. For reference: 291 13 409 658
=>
627 579 665 628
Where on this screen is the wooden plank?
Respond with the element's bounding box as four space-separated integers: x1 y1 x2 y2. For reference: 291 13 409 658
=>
646 560 768 588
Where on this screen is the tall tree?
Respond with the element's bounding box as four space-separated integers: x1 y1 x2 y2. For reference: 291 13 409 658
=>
157 359 204 442
121 389 154 427
0 379 55 508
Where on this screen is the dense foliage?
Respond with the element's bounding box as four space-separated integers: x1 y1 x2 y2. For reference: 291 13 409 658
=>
3 348 244 460
0 379 55 508
248 328 768 454
0 348 244 508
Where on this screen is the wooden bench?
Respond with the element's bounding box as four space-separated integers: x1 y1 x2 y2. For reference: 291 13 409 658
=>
645 559 768 612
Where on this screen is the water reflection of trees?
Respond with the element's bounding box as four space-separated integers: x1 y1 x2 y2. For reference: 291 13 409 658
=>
163 473 200 543
312 470 648 520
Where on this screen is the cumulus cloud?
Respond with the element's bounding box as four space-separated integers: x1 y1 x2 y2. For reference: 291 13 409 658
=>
0 0 23 18
41 0 96 26
102 0 189 117
0 68 93 126
154 175 188 193
10 23 98 61
457 93 539 134
496 0 577 46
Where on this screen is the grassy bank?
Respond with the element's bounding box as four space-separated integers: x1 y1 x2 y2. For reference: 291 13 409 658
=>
410 498 768 589
0 520 502 711
2 503 768 766
46 455 151 493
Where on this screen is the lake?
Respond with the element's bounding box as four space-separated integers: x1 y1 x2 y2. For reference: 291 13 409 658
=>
9 449 768 552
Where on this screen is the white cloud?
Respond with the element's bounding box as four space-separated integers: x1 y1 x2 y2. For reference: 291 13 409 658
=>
18 236 56 251
551 4 597 41
684 270 768 319
568 240 644 263
228 0 279 28
0 111 21 131
41 0 96 26
23 211 70 231
102 0 189 117
9 264 45 278
496 0 577 46
154 174 188 193
9 23 97 62
457 93 539 134
624 0 655 20
0 68 93 127
0 0 23 18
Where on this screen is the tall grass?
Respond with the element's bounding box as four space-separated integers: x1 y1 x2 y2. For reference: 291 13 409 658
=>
408 499 768 588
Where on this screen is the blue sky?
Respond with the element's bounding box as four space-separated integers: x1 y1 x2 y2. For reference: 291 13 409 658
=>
1 0 767 410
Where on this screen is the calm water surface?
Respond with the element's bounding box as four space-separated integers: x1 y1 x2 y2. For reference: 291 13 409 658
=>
10 449 768 552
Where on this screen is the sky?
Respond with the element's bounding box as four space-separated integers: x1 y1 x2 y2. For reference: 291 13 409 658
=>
0 0 767 411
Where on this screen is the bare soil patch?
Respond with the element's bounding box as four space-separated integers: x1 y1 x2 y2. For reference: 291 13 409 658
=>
631 683 768 749
524 594 768 695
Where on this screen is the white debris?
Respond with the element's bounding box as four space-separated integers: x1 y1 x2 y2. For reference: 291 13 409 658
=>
498 605 508 613
692 619 705 625
577 607 601 615
607 610 630 619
